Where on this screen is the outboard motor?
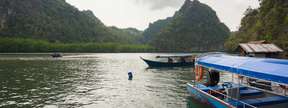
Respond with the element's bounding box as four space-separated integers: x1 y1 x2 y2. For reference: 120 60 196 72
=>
128 71 133 80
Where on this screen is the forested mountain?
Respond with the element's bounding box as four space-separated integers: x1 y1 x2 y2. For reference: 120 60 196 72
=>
108 27 143 44
0 0 233 52
225 0 288 51
0 0 142 43
144 0 230 51
141 17 173 43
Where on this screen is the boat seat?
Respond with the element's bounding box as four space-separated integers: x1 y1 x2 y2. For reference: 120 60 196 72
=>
207 85 225 91
196 84 211 92
241 96 288 106
240 89 263 96
225 99 245 108
197 83 247 92
196 84 224 92
207 84 247 91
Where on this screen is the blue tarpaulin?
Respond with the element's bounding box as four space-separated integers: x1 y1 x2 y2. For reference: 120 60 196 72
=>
196 54 288 85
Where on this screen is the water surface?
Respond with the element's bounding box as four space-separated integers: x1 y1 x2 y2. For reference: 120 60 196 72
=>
0 53 208 108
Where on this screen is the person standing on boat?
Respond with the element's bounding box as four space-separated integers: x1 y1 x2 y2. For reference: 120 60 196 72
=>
180 57 186 63
168 57 173 63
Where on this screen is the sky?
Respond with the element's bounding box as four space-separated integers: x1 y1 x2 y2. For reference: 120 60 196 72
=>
66 0 260 31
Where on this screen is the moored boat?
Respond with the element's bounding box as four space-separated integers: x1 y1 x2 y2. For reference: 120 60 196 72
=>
51 53 62 58
141 55 195 68
187 53 288 108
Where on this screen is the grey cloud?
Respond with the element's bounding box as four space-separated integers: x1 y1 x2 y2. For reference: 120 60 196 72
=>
135 0 185 10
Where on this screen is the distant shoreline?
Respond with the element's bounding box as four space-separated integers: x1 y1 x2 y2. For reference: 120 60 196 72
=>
0 37 222 53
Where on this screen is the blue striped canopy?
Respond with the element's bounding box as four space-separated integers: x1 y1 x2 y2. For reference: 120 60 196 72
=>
196 54 288 85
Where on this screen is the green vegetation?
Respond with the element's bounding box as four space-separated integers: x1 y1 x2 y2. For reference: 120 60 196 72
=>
142 17 173 43
0 0 149 53
108 27 143 44
0 38 154 53
143 0 230 52
0 0 143 44
225 0 288 52
0 0 234 53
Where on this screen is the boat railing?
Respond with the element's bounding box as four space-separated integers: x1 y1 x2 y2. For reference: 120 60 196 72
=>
207 88 256 108
242 80 288 97
239 76 288 96
191 81 257 108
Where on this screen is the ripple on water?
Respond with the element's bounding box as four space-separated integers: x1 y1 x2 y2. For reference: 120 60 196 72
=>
0 90 8 93
1 101 17 106
43 105 58 108
24 78 35 81
0 53 207 108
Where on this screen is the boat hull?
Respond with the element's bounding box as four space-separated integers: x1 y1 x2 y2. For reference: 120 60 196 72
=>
187 83 233 108
141 57 194 68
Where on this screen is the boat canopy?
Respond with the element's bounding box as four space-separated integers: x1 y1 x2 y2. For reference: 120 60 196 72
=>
196 54 288 85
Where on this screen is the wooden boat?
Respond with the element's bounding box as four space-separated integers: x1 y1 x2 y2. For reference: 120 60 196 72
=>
187 53 288 108
140 55 194 68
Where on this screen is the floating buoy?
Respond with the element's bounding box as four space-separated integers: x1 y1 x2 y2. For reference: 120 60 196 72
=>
128 71 133 80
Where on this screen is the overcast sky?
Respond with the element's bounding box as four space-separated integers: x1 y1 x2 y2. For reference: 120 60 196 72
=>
66 0 259 31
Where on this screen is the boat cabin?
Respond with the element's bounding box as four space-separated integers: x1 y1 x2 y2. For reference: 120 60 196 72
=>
236 40 283 58
156 55 195 63
187 53 288 108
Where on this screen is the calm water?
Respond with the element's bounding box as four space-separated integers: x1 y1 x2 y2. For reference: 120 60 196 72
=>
0 53 209 108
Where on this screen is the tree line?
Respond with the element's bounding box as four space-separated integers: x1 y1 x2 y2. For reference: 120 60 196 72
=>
0 38 154 53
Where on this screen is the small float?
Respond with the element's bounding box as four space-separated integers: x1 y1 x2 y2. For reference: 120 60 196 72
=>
187 53 288 108
140 55 195 68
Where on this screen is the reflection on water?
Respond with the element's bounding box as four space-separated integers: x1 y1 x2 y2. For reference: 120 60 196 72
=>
0 53 208 108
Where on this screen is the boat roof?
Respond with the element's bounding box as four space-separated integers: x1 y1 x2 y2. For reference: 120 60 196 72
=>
196 54 288 85
239 43 283 53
